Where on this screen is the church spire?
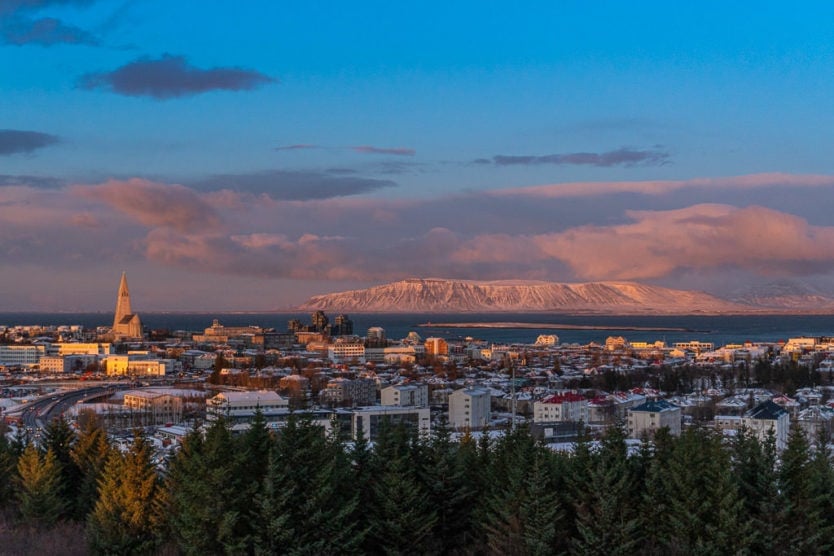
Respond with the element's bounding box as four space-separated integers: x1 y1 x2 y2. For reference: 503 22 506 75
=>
114 272 132 324
112 272 142 340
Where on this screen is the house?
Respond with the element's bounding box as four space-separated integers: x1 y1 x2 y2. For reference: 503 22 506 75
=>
448 387 491 431
381 383 429 407
742 400 789 451
627 399 681 438
533 392 588 423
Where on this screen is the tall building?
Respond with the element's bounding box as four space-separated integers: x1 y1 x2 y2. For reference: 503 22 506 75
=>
112 272 143 341
448 387 491 431
311 311 329 333
366 326 386 348
333 314 354 336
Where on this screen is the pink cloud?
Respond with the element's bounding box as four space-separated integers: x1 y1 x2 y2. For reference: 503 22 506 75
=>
72 178 222 233
535 204 834 280
492 172 834 199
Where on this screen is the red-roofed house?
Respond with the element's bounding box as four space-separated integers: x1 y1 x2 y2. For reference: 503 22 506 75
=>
533 392 588 423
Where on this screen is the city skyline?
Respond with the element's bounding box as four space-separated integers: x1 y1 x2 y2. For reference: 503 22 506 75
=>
4 2 834 310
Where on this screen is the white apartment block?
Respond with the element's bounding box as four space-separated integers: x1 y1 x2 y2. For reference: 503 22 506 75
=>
206 390 289 422
39 354 98 373
123 390 183 426
673 341 715 353
381 383 429 407
52 343 113 356
351 405 431 441
448 387 491 431
628 399 682 438
743 400 790 451
0 344 45 368
327 342 366 363
533 393 588 423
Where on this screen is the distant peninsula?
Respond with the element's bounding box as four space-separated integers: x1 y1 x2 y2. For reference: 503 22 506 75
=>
418 321 691 332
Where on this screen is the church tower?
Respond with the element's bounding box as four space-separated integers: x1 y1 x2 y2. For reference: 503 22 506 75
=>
112 272 143 340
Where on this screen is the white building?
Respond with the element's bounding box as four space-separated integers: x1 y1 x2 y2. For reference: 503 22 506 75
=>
52 343 113 356
0 344 45 368
627 399 682 438
381 383 429 407
123 390 183 426
327 341 366 364
448 387 491 431
103 355 174 376
534 335 559 346
533 392 588 423
742 400 790 451
351 405 430 441
206 390 289 422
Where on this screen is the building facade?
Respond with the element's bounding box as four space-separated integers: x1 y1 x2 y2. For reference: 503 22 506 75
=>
448 387 491 430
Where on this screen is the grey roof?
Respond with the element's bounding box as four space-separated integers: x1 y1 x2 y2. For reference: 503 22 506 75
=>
746 400 787 420
630 399 679 413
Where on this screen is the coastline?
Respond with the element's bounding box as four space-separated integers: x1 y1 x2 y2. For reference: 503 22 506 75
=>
418 322 692 332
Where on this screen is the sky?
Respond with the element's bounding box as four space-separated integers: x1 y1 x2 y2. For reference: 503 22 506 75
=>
4 1 834 311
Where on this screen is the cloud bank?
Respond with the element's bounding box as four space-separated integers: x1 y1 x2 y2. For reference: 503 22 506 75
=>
0 129 60 155
0 0 99 46
351 145 416 156
475 147 669 167
4 172 834 305
79 54 275 99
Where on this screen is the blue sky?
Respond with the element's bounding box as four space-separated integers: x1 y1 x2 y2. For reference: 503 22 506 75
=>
3 1 834 310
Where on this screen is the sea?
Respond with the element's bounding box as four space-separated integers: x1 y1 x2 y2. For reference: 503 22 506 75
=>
5 312 834 347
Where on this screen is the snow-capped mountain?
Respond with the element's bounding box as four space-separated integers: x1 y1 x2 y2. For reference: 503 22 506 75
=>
297 278 749 313
729 281 834 310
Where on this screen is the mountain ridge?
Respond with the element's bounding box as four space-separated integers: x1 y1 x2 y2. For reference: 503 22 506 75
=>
296 278 763 314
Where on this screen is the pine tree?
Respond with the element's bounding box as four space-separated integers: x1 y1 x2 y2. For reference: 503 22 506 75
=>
808 431 834 552
165 419 247 554
482 428 539 555
41 417 81 519
571 425 640 555
367 421 437 555
420 418 476 554
16 445 67 526
70 419 113 520
520 449 564 556
257 415 365 554
254 449 293 555
659 427 749 554
0 423 16 509
730 427 783 554
86 435 162 555
778 423 823 553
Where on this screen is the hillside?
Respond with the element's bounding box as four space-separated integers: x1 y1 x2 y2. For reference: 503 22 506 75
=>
296 278 752 314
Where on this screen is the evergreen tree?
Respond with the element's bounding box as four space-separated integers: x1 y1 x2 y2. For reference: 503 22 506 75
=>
367 421 436 555
254 449 293 555
165 419 248 554
420 418 475 554
730 427 783 554
0 423 16 509
778 424 823 553
571 425 640 555
16 445 66 526
808 431 834 552
257 415 364 555
41 417 81 518
636 428 674 554
482 427 540 555
659 427 749 554
70 419 113 520
520 449 564 556
86 435 162 555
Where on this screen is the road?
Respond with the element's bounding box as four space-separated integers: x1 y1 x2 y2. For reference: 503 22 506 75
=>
16 385 118 432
